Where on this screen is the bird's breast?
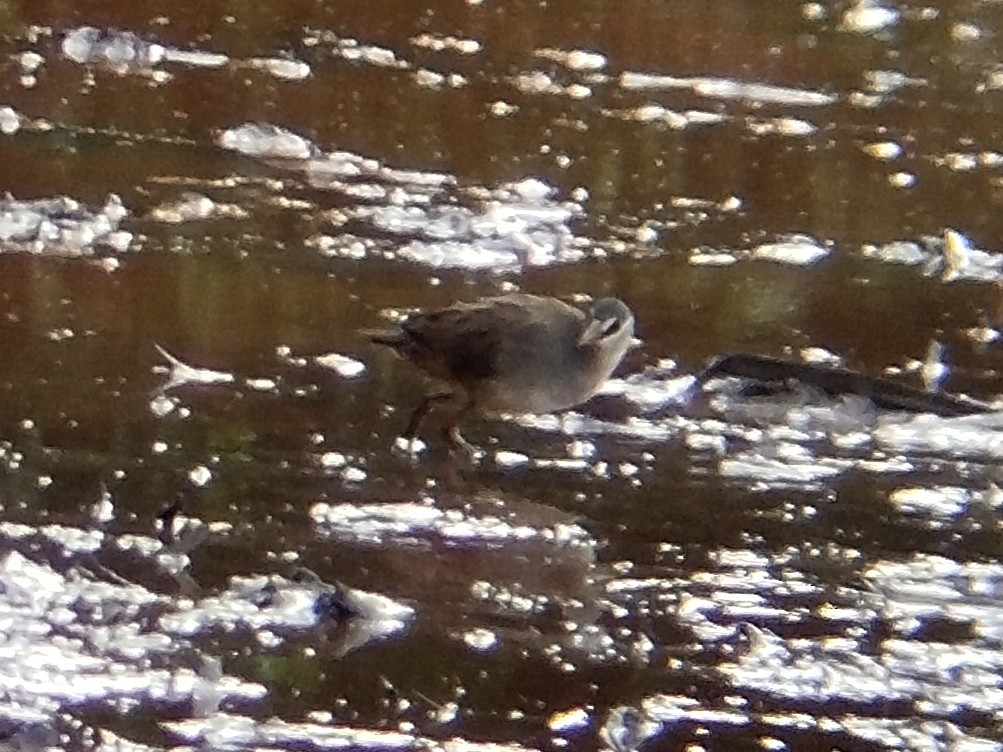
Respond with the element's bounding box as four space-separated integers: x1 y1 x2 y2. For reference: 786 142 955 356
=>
471 349 610 415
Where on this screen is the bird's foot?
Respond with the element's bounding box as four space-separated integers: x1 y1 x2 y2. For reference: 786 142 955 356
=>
444 424 483 462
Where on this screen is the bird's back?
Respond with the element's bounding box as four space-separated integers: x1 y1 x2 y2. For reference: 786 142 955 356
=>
367 294 577 376
411 295 582 384
367 293 620 413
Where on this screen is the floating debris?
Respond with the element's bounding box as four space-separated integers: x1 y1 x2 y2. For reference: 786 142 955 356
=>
489 100 519 117
800 347 844 367
0 106 22 135
148 192 217 223
187 465 213 488
153 344 236 392
216 122 317 160
63 25 305 82
0 193 131 255
161 48 230 68
461 628 499 652
864 69 925 94
863 141 903 160
310 176 587 270
965 325 1001 345
311 498 593 548
495 449 531 468
245 57 311 81
547 706 591 733
952 22 983 42
314 353 366 378
410 33 482 55
620 71 837 107
535 47 607 72
18 51 44 73
841 0 900 33
888 171 916 188
62 26 165 72
304 29 408 69
861 239 928 265
316 451 347 470
942 228 1002 283
512 70 562 95
746 116 818 137
610 103 727 129
753 235 829 266
158 569 413 656
412 68 468 89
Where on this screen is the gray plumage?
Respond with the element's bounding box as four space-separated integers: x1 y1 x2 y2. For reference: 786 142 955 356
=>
366 293 635 450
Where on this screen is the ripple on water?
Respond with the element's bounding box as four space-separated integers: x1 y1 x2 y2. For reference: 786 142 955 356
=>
633 536 1003 749
62 25 317 85
0 508 424 743
10 4 1003 751
310 497 593 548
620 72 838 107
0 546 264 723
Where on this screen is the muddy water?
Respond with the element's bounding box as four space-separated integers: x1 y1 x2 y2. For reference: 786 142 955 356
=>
3 2 1003 751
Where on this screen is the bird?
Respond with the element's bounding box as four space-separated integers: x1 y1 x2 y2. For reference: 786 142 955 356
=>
365 293 635 453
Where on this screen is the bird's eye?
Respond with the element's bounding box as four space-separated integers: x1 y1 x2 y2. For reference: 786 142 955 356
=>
601 317 620 336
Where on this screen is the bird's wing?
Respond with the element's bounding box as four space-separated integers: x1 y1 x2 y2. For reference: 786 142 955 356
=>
401 295 584 384
403 296 577 383
401 303 507 380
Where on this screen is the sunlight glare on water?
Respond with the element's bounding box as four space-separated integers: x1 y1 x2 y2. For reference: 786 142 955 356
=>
1 0 1003 750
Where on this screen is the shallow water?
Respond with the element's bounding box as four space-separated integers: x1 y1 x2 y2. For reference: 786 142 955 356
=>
3 2 1003 751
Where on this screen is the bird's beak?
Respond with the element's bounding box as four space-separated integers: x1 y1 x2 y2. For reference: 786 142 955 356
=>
578 319 607 346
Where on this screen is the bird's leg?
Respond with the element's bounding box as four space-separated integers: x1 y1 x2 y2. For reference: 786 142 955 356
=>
444 423 477 456
443 399 479 459
403 391 454 442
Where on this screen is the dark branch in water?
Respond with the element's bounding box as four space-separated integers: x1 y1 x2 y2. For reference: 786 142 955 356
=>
698 353 994 418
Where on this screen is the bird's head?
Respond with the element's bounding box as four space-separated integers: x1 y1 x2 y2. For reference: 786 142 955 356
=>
578 298 635 350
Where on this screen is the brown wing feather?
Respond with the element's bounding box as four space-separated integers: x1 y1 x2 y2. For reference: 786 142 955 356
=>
373 295 584 390
402 304 504 381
